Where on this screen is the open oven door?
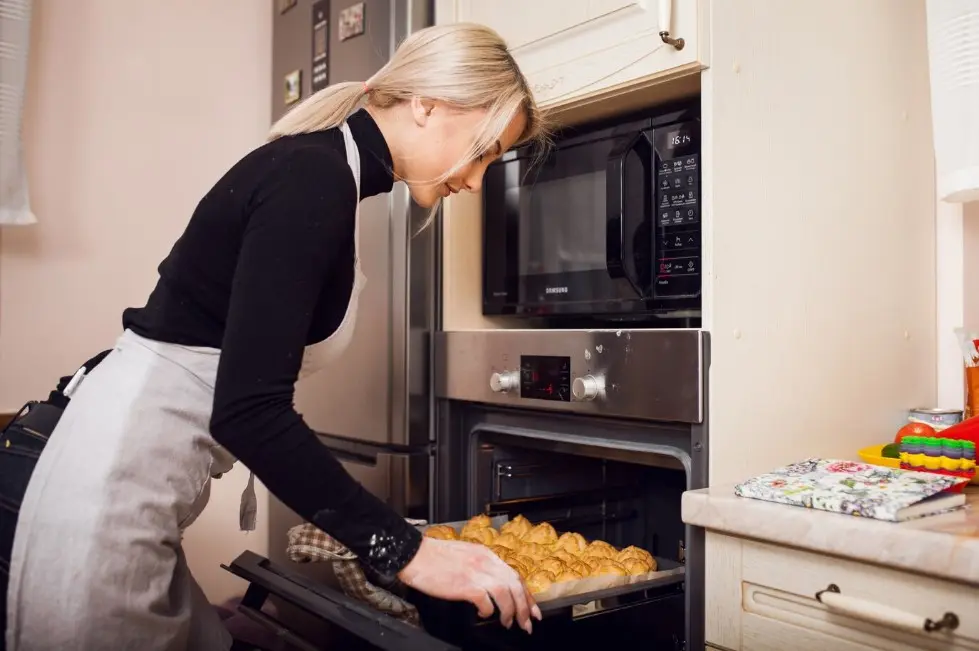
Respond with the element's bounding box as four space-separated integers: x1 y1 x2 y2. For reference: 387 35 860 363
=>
223 550 458 651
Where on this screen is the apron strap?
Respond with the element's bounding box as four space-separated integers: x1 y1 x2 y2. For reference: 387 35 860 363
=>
238 120 362 533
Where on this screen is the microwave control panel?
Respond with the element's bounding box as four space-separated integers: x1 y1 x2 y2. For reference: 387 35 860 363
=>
654 120 701 299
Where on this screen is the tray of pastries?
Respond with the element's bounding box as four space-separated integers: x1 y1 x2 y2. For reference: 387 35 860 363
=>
418 514 685 605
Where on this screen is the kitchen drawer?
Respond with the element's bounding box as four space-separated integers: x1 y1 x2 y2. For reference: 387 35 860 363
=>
741 540 979 651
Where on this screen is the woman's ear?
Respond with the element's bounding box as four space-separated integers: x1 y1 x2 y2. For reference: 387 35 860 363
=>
410 97 436 127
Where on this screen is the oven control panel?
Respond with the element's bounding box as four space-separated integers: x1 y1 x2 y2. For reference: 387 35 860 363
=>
491 355 608 403
439 329 704 423
521 355 572 402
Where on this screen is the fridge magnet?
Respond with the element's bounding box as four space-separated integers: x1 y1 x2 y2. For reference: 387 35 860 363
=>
311 0 330 92
278 0 297 15
284 69 302 105
339 2 366 42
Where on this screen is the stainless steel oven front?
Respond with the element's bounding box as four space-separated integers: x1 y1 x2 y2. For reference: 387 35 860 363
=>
432 329 709 651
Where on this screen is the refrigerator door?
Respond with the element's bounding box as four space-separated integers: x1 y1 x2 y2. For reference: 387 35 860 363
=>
270 0 436 572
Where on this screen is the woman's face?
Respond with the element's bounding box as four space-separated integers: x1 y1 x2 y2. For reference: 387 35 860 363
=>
402 100 528 208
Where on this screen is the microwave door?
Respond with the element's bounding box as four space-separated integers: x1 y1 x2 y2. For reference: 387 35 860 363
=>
482 123 656 318
606 131 653 297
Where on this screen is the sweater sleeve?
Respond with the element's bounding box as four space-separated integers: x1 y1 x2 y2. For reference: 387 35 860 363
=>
209 149 421 579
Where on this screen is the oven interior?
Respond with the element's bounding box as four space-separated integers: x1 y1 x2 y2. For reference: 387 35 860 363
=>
473 431 686 566
411 425 691 651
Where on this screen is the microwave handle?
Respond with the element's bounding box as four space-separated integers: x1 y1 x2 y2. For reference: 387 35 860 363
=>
606 132 651 289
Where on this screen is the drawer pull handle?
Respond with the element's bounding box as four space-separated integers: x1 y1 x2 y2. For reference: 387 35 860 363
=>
815 584 960 634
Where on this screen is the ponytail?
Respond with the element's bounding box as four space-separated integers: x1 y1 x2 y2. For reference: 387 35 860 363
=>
268 81 368 141
266 23 548 162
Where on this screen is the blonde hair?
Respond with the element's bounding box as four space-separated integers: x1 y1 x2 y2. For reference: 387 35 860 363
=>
269 22 549 189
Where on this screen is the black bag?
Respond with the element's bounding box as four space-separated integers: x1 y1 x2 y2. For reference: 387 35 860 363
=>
0 347 112 506
1 349 112 649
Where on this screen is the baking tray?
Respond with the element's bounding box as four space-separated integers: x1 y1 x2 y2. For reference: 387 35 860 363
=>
415 516 685 613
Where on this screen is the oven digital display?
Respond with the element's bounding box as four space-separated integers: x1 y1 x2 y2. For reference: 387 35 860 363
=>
520 355 571 401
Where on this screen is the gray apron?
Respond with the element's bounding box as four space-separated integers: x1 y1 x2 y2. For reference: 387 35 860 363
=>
5 122 366 651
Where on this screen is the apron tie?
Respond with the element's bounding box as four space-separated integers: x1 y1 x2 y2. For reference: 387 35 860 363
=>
239 471 257 532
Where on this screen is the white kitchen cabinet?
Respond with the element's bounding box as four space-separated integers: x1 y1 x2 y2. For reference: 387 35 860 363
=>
434 0 706 107
707 533 979 651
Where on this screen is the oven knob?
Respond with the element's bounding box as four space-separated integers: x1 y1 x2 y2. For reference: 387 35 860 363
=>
490 370 519 394
572 374 605 401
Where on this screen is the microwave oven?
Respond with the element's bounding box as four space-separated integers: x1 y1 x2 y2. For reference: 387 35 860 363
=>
483 102 701 324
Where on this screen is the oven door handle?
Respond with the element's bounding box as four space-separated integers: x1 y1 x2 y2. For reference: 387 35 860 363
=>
606 131 651 292
317 431 433 467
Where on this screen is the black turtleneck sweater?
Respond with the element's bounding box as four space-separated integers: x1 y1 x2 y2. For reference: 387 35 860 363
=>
122 110 422 577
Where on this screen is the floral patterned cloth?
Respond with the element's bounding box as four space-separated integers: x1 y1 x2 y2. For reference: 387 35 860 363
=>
734 458 967 521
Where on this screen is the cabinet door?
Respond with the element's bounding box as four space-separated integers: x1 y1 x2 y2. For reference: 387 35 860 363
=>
435 0 705 107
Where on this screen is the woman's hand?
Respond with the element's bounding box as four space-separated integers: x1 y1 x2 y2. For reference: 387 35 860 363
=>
398 537 542 633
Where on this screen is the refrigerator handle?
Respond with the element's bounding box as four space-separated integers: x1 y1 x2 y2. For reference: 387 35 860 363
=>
317 431 433 467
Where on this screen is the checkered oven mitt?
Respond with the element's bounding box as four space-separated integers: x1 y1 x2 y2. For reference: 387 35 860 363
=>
285 522 422 627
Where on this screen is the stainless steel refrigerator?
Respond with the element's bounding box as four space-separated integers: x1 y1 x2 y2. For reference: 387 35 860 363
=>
269 0 436 567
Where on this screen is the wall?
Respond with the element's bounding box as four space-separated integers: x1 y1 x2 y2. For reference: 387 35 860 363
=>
965 204 979 324
702 0 936 485
0 0 272 604
938 200 979 408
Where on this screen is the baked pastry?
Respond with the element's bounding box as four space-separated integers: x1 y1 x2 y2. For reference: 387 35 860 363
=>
554 568 583 583
423 525 458 540
511 565 533 580
582 544 615 561
553 531 588 555
537 557 567 575
460 514 492 539
587 540 617 553
581 556 604 572
616 546 654 566
548 549 576 565
445 514 653 589
622 558 652 576
500 514 532 538
517 542 550 560
526 570 555 594
568 559 592 577
461 527 498 545
521 522 558 546
489 545 513 561
512 554 537 572
494 533 523 551
595 560 627 576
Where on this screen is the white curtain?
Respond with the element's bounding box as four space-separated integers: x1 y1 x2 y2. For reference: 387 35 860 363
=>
0 0 36 225
926 0 979 204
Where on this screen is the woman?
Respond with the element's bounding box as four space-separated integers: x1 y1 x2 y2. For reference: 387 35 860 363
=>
2 22 547 651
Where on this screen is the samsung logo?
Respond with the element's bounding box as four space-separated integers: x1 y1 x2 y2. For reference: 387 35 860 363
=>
545 286 569 295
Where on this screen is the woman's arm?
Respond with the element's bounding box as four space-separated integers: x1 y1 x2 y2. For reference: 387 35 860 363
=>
209 148 421 579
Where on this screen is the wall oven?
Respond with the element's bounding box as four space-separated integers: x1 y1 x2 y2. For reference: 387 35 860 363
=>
223 329 708 651
483 103 702 325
